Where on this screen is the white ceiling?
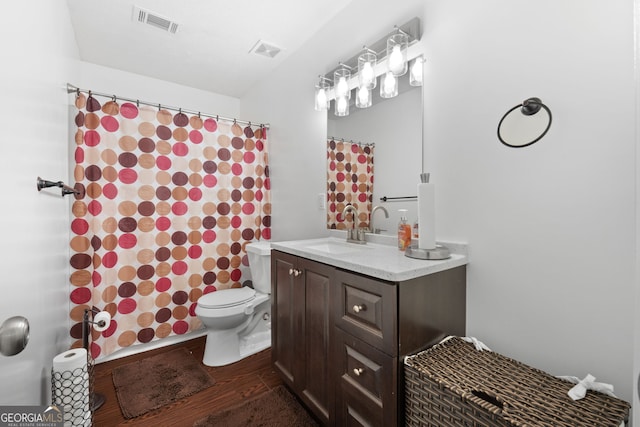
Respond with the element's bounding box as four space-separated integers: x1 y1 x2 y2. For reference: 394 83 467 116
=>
66 0 354 98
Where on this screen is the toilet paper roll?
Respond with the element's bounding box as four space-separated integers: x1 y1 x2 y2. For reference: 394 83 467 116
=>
418 182 436 250
93 311 111 332
52 348 91 427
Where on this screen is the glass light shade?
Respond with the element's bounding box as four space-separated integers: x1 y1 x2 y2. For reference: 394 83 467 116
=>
387 31 408 76
410 57 424 86
380 72 398 98
334 67 351 99
314 79 330 111
358 50 377 89
355 86 372 108
335 95 350 116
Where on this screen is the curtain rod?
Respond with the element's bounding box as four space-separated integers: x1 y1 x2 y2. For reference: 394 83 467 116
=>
66 83 270 129
328 136 375 147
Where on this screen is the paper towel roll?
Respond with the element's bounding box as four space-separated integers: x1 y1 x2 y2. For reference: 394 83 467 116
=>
93 311 111 332
52 348 91 427
418 182 436 250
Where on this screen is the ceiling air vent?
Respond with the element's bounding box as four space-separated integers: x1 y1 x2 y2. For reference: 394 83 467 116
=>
133 6 179 34
249 40 282 59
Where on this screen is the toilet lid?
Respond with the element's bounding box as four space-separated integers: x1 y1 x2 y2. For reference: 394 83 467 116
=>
198 287 256 309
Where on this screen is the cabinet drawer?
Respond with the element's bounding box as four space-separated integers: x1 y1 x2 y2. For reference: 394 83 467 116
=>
335 329 397 427
334 270 396 354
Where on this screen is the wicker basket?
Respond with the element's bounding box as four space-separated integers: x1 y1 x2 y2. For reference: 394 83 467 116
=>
404 337 630 427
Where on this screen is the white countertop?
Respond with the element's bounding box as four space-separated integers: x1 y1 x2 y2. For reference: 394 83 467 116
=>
270 232 468 282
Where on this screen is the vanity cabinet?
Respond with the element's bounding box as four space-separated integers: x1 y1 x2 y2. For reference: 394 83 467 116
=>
271 249 466 426
271 250 334 425
333 267 466 426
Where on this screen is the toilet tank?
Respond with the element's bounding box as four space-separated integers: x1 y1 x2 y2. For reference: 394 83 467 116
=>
245 241 271 294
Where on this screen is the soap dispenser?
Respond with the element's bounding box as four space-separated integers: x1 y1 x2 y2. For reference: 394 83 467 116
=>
397 209 412 251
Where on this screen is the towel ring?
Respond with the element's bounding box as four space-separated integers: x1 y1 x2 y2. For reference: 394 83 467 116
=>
497 97 552 148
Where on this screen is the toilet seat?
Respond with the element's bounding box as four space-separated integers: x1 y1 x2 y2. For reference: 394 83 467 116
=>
198 287 256 309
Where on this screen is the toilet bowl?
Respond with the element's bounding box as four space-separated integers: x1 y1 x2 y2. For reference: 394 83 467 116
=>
196 240 271 366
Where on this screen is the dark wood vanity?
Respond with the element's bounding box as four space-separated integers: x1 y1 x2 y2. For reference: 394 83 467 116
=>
271 249 466 426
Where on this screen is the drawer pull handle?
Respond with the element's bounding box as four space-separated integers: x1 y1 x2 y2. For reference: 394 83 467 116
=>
353 304 366 313
353 368 364 376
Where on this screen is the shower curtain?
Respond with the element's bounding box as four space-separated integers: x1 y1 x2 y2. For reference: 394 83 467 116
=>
68 91 270 359
326 138 374 230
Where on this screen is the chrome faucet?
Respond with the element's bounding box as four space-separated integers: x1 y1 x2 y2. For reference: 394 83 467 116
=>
341 205 366 244
369 205 389 234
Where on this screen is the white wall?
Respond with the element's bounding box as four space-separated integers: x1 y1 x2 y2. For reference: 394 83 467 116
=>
243 0 638 409
0 1 80 404
425 0 636 404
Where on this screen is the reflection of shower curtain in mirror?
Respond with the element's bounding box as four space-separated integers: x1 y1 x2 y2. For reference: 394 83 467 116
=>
326 138 374 230
67 91 270 359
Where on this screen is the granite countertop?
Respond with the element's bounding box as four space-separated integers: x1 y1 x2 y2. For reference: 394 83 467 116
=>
270 231 468 282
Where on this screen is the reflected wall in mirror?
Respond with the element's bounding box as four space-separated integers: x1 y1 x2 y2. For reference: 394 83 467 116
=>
327 78 422 235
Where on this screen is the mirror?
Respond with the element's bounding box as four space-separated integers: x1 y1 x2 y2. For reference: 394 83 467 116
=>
327 73 423 235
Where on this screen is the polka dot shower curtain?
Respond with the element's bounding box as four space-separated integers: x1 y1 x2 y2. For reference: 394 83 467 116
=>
326 138 374 230
68 91 271 359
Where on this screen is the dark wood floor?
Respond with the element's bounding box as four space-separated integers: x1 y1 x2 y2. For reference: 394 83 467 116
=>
93 336 284 426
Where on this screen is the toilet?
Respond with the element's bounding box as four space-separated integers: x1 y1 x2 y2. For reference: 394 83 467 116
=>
195 240 271 366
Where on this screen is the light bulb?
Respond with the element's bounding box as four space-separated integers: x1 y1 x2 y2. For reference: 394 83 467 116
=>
380 72 398 98
356 86 371 108
358 87 369 104
361 62 374 87
315 87 328 111
336 76 349 98
410 58 423 86
336 96 349 116
388 45 404 75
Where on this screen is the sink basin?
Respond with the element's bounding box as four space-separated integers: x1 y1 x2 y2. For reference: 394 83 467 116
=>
301 240 371 255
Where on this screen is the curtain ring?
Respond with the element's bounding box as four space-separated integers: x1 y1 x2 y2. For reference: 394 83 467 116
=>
198 112 201 118
158 104 161 111
216 115 219 121
112 95 116 102
136 100 140 107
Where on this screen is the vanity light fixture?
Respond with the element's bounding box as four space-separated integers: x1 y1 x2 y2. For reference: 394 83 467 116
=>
355 86 372 108
315 17 422 116
387 27 409 76
380 71 398 98
314 76 331 111
334 64 352 99
358 48 377 90
409 57 424 86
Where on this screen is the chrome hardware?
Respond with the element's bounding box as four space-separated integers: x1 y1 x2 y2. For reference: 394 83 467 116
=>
341 205 366 244
369 205 389 234
289 268 294 276
0 316 30 356
353 304 366 313
353 368 364 376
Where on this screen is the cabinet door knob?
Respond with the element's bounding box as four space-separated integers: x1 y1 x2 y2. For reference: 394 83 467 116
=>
294 269 301 277
353 304 366 313
353 367 364 376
